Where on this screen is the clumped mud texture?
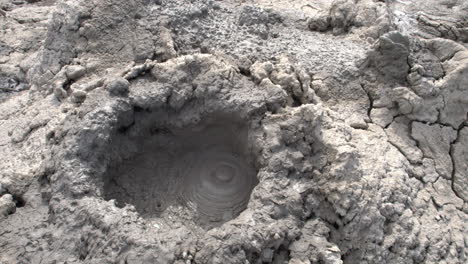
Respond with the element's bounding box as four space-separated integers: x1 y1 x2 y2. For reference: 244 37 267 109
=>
0 0 467 264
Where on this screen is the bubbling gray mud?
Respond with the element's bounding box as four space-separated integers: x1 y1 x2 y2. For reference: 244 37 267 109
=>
181 149 256 222
103 115 258 228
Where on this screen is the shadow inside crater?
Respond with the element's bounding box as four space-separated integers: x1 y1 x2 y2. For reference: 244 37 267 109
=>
103 114 258 229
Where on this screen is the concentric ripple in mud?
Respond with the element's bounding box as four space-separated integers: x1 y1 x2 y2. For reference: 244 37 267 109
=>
180 148 257 222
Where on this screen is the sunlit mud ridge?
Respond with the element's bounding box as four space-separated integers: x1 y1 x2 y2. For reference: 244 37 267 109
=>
0 0 467 263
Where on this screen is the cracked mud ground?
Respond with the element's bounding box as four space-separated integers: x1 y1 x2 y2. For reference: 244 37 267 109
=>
0 0 467 263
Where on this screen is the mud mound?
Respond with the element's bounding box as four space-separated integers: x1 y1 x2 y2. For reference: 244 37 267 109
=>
0 0 467 263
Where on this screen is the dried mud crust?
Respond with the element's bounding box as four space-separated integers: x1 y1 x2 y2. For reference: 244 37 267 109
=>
0 0 467 264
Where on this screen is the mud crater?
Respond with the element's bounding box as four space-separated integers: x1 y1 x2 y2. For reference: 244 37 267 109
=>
103 113 258 229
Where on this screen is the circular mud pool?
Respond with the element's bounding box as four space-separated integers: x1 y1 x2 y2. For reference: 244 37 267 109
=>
103 114 258 229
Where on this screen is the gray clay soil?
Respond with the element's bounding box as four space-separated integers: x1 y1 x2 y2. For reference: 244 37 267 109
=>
0 0 467 263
